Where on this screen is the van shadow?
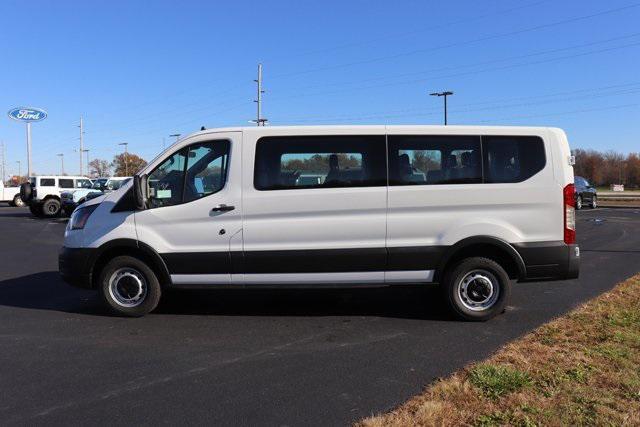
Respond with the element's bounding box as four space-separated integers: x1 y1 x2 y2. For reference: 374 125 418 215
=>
0 272 452 320
0 272 106 315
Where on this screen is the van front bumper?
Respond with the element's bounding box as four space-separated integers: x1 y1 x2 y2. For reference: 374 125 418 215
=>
59 247 94 289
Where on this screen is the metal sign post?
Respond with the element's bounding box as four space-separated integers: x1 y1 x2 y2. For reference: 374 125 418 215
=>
26 122 32 177
7 107 47 178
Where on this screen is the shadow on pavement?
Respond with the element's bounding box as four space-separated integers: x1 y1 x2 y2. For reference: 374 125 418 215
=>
0 272 452 320
0 272 105 315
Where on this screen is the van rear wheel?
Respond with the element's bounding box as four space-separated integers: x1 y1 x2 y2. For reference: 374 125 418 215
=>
442 257 511 321
98 256 161 317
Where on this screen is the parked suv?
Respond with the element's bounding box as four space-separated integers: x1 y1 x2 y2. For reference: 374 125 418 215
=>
61 177 131 215
0 181 23 207
574 176 597 209
21 176 93 217
59 126 579 320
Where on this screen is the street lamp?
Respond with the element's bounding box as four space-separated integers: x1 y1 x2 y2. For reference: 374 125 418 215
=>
16 160 21 179
430 91 454 125
118 142 129 176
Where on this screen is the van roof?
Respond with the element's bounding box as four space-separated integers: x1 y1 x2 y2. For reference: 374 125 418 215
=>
182 125 560 139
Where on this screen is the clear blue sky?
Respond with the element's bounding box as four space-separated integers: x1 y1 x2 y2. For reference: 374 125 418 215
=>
1 0 639 176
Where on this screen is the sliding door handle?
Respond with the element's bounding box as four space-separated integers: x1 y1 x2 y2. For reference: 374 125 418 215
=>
211 204 235 212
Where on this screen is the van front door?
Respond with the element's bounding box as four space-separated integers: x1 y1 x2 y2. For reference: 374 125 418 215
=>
240 131 388 284
134 132 242 285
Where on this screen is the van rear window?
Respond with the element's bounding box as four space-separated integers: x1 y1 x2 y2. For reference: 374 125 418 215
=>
482 136 546 183
389 135 545 185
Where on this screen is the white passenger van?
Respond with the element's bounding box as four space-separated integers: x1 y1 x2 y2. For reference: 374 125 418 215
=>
59 126 579 320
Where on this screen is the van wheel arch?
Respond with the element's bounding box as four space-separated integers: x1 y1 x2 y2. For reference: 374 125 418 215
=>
435 237 525 282
90 240 171 290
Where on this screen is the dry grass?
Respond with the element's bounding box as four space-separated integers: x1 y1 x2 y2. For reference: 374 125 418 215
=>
358 274 640 427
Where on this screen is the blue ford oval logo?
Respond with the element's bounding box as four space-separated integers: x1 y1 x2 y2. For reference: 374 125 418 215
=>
7 107 48 122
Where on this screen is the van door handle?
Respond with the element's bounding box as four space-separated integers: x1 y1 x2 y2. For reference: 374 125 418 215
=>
211 204 235 212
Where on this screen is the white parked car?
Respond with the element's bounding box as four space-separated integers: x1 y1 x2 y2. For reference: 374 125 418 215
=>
0 181 23 207
21 176 93 217
61 177 131 216
59 125 579 319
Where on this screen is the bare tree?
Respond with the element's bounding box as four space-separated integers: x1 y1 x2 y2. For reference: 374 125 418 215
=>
88 158 111 177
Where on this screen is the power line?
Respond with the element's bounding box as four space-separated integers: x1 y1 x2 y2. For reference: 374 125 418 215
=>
267 39 640 103
269 2 640 79
265 0 552 61
272 85 640 123
271 32 640 96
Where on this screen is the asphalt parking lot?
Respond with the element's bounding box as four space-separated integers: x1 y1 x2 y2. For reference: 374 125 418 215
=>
0 206 639 426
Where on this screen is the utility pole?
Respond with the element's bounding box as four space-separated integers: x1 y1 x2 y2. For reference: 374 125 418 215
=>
82 149 90 177
118 142 129 176
57 153 65 175
430 91 454 125
253 63 267 126
16 160 21 179
0 141 5 184
78 116 84 176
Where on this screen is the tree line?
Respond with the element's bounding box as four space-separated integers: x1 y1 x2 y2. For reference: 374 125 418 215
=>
572 149 640 189
88 152 147 177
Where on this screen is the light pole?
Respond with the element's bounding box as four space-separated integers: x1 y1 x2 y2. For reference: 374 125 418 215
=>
169 134 181 144
57 153 64 175
430 91 454 125
16 160 21 179
118 142 129 176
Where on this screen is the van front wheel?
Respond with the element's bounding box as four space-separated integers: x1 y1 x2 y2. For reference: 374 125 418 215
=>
442 257 511 321
98 256 161 317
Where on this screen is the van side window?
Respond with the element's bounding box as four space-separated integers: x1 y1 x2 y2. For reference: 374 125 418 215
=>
59 179 74 189
388 135 482 185
183 140 230 203
483 136 545 183
147 139 230 208
40 178 55 186
148 149 187 208
254 135 386 190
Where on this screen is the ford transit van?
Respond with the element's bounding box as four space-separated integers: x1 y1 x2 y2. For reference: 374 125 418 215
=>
59 126 579 320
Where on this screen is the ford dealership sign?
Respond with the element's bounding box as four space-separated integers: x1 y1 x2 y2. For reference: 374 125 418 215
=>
7 107 47 122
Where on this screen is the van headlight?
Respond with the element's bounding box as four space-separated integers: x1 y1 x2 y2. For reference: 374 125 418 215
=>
69 205 98 230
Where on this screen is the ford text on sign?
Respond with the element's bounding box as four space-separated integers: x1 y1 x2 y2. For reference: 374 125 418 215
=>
7 107 48 122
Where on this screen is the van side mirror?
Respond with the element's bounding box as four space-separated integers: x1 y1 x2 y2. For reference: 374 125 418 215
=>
133 174 148 210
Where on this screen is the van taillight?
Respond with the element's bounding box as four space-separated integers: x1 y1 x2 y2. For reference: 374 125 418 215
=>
563 183 576 244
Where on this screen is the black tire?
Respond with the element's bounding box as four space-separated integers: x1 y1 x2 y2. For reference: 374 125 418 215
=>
42 198 61 217
590 195 597 209
576 195 583 210
98 256 161 317
442 257 511 321
13 194 25 207
20 182 32 203
29 204 44 217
